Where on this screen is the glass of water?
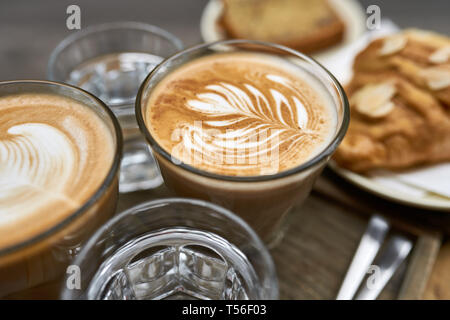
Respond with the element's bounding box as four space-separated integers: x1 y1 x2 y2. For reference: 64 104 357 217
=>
61 198 278 300
48 22 183 193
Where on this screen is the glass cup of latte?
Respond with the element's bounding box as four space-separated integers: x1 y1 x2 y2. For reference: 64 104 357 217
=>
0 80 122 298
48 22 183 193
61 198 278 300
136 40 349 246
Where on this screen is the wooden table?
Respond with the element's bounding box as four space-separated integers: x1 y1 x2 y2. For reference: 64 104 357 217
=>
1 0 449 299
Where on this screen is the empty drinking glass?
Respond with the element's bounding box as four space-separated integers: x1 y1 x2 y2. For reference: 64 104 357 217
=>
61 198 278 300
48 22 183 193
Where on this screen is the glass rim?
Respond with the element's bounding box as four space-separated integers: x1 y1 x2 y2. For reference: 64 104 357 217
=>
0 79 123 257
135 39 350 183
67 197 278 299
47 21 184 85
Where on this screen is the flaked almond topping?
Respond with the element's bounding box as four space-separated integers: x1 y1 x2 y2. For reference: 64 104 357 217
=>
429 46 450 64
379 35 407 56
419 66 450 90
351 82 396 118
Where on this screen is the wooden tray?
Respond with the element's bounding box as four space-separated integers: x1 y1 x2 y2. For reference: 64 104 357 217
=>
117 171 442 300
272 193 440 299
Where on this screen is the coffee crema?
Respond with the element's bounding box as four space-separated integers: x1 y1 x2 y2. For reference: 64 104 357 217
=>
146 52 337 176
0 93 114 249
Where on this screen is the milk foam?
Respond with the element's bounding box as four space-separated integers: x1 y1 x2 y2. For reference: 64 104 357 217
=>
0 93 114 249
146 52 337 176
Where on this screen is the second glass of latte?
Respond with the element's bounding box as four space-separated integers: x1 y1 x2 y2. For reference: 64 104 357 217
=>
136 40 349 246
0 81 122 298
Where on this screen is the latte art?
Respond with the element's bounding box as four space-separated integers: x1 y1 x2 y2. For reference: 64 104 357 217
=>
147 52 337 176
0 94 114 249
0 123 78 220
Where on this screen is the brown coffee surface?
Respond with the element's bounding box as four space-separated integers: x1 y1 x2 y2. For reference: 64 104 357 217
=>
0 93 114 250
146 52 337 176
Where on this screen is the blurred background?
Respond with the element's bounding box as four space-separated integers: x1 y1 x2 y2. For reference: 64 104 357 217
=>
0 0 449 80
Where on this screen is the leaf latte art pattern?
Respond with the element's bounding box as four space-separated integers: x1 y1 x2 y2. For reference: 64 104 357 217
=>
147 52 336 176
179 76 321 174
0 93 114 249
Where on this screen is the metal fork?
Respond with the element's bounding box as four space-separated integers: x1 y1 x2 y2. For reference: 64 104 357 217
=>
336 215 413 300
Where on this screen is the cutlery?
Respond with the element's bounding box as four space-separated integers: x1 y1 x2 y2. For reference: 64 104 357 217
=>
337 215 413 300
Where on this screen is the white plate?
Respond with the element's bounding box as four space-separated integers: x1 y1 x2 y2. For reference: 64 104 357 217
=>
329 161 450 211
200 0 367 62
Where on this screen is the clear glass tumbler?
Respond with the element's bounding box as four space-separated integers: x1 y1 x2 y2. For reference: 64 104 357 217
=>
61 198 278 300
48 21 183 193
135 40 350 247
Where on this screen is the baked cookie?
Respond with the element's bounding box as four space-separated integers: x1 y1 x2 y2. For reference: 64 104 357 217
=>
220 0 345 53
334 30 450 172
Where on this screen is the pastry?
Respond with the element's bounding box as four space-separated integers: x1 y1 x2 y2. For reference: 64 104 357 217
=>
334 30 450 172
